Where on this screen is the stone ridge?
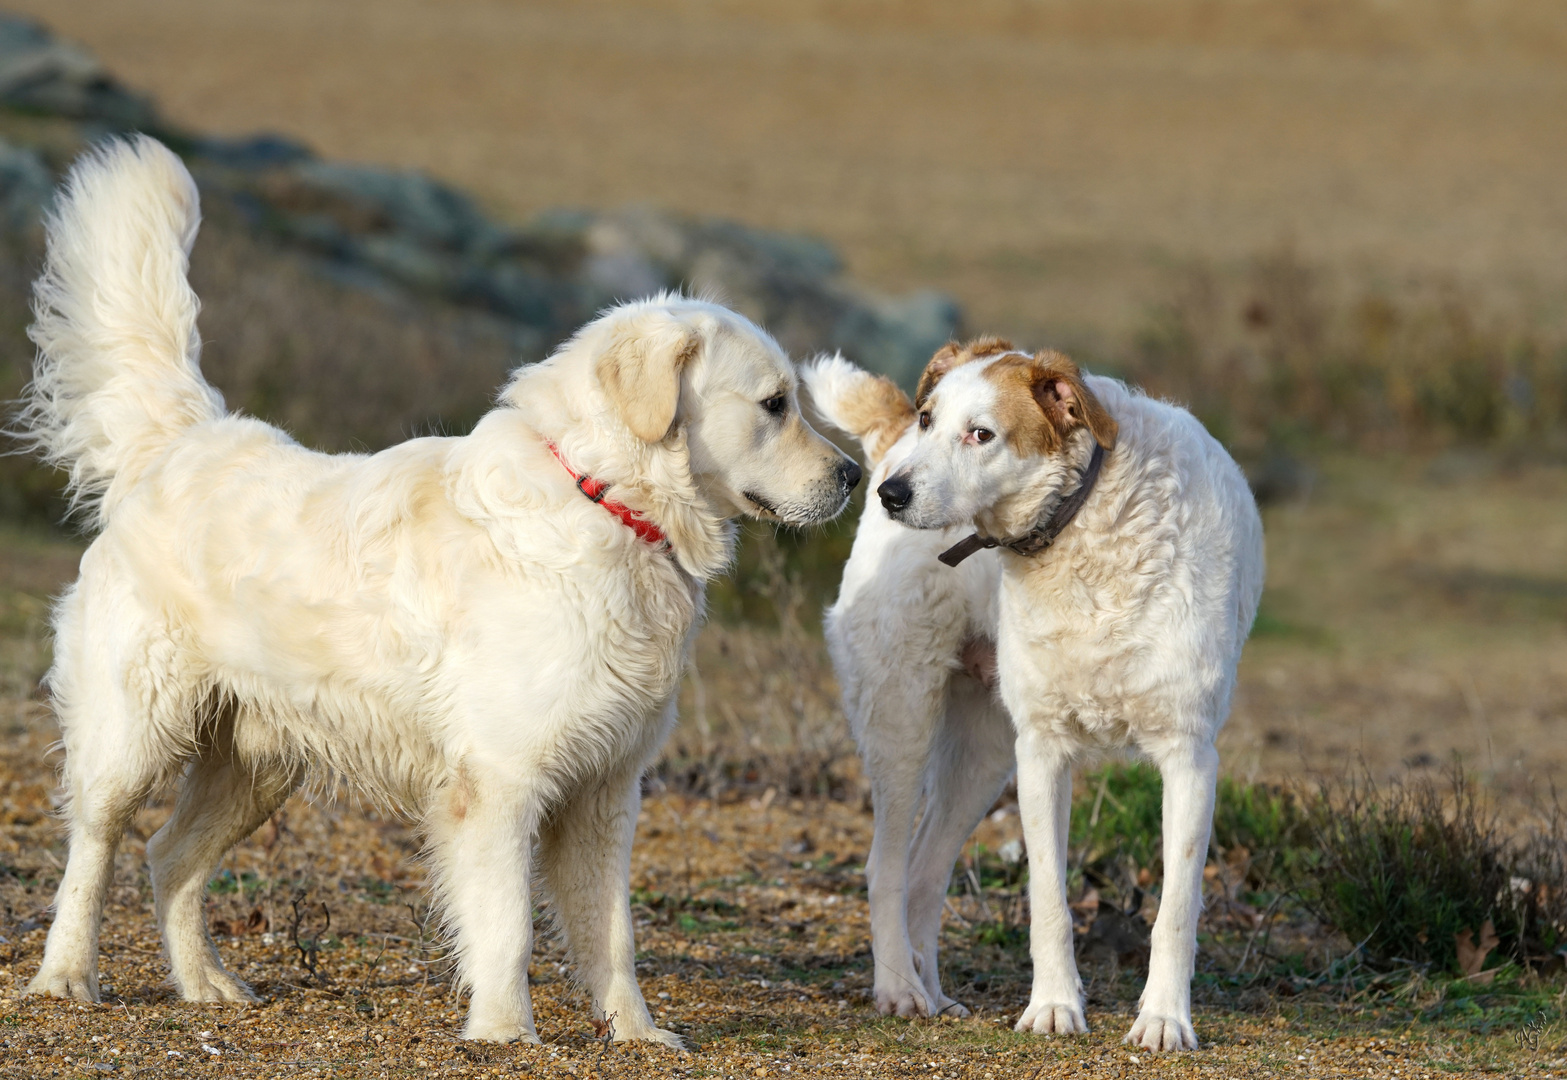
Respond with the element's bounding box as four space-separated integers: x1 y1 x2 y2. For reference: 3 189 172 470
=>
0 12 961 389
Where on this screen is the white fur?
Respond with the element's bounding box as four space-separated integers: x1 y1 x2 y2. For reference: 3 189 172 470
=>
825 423 1007 1020
17 136 857 1044
808 353 1264 1050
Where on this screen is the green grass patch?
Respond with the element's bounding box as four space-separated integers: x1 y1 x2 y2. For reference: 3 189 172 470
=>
207 868 266 898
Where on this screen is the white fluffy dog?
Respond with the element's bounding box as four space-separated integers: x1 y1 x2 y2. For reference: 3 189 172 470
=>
16 136 860 1044
804 338 1263 1051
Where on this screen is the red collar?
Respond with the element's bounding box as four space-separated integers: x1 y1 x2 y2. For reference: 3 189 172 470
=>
548 443 670 552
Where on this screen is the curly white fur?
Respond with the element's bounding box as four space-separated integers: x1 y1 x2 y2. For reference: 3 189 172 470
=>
807 349 1264 1051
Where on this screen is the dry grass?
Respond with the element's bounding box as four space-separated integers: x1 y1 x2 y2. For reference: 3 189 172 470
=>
185 204 521 454
15 0 1567 351
1118 252 1567 459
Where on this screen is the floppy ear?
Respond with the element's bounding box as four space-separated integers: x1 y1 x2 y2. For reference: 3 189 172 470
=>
596 317 701 442
914 343 964 409
1030 350 1118 450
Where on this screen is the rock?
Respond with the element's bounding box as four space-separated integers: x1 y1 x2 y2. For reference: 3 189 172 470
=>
833 290 962 390
355 233 464 293
0 136 51 233
463 262 563 328
289 160 494 253
572 205 957 384
0 15 158 130
192 133 314 171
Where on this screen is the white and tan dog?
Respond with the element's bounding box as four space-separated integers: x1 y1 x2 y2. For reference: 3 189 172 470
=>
16 136 860 1044
804 338 1263 1051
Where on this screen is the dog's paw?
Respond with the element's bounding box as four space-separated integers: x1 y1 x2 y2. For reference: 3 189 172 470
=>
1015 998 1088 1035
1125 1010 1198 1052
177 967 259 1004
26 966 99 1003
460 1014 542 1044
614 1024 685 1049
932 996 971 1019
875 986 934 1018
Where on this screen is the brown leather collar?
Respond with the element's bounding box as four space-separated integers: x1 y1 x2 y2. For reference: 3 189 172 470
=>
937 442 1106 567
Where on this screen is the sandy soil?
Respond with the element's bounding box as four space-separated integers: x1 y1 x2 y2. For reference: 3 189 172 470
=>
16 0 1567 346
1 766 1558 1079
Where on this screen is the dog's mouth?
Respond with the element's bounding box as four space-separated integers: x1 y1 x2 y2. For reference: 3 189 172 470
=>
743 489 852 526
742 490 783 520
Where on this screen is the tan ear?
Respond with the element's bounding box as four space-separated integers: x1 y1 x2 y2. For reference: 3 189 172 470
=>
1030 350 1118 450
914 343 964 409
596 319 700 442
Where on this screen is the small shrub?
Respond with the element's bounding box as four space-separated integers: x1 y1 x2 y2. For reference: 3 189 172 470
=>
1297 765 1567 974
1212 773 1312 888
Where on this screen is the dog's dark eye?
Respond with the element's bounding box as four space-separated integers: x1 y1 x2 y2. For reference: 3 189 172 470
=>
918 411 931 430
762 394 787 415
973 428 995 444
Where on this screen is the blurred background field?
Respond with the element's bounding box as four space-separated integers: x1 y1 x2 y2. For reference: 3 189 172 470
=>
0 2 1566 1074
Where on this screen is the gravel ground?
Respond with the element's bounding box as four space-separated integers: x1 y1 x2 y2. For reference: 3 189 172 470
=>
3 764 1563 1079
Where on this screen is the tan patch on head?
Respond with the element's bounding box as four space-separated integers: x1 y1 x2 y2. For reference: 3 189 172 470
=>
838 372 916 463
965 335 1015 359
983 350 1118 457
913 336 1018 409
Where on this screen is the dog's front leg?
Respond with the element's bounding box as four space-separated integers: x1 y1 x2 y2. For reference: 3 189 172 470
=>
1127 736 1218 1052
537 758 680 1048
427 772 543 1043
1014 730 1086 1036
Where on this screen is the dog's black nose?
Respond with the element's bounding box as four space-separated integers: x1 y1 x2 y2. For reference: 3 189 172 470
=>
838 459 862 493
878 475 912 513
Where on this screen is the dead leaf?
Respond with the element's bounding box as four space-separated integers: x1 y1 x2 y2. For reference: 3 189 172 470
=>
1455 919 1499 980
1206 845 1251 902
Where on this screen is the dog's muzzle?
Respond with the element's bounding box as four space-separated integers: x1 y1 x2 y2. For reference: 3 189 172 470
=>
838 459 863 497
877 475 911 514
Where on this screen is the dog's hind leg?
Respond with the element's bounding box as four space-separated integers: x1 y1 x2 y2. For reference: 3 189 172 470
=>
146 712 301 1003
28 594 170 1002
904 679 1015 1018
1125 735 1218 1053
426 766 544 1043
1014 729 1086 1036
538 746 678 1047
855 669 950 1019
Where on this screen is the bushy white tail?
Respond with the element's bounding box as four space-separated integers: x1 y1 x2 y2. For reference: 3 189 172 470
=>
799 352 915 467
14 135 223 527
